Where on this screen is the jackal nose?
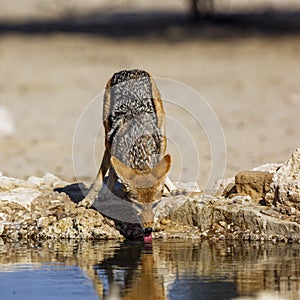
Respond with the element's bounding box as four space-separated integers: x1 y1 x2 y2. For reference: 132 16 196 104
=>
144 227 152 235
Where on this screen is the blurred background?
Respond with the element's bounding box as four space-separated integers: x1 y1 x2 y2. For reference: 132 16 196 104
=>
0 0 299 189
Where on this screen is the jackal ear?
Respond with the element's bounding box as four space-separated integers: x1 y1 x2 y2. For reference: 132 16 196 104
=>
152 154 171 181
111 156 135 183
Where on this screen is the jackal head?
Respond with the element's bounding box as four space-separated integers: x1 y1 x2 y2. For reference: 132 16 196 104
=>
110 154 171 231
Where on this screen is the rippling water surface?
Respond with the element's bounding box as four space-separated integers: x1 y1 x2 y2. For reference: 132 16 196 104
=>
0 239 299 300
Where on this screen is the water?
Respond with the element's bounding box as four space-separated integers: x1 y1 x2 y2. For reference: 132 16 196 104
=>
0 239 299 300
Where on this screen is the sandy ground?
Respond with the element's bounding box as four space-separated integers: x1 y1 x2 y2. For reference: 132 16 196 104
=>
0 1 300 190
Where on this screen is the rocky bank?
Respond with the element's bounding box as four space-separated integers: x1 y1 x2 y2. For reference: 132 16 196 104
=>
0 149 300 242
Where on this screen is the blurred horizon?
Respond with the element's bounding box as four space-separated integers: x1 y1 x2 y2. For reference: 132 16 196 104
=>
0 0 300 40
1 0 300 21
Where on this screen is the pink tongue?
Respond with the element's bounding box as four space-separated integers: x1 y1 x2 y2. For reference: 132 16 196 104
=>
143 234 153 243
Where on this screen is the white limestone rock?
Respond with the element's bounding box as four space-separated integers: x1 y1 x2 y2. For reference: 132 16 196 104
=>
0 188 41 208
265 148 300 211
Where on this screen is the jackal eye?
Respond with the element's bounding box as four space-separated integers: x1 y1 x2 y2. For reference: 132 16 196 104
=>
131 194 137 200
129 193 139 202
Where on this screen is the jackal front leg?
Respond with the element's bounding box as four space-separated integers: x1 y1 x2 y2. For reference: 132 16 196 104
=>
106 165 118 191
78 148 111 208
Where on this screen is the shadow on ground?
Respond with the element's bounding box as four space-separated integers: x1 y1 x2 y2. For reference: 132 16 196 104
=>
54 182 144 239
0 10 300 40
54 183 87 204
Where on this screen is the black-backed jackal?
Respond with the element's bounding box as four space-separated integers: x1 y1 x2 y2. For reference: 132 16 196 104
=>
79 69 174 241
